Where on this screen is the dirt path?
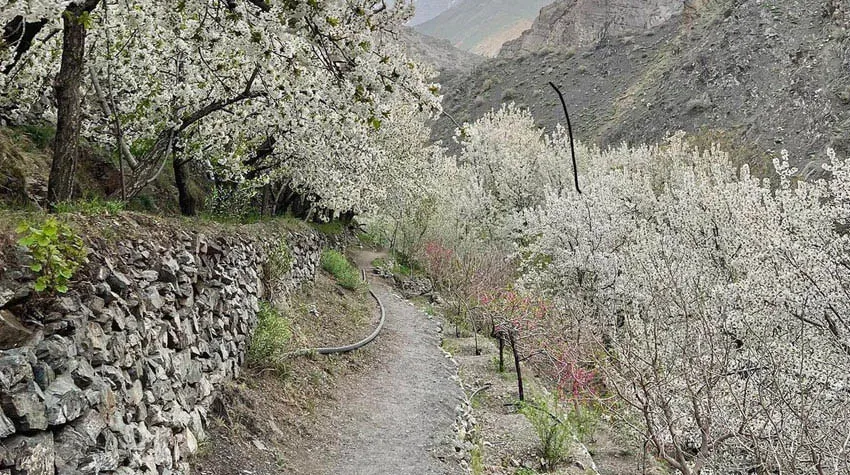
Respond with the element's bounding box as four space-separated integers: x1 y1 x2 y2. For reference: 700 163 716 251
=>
307 249 464 474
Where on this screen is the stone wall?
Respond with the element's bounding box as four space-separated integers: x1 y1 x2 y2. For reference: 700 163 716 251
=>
0 215 325 474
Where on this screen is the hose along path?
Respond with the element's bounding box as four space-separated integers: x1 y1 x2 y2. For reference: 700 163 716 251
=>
315 249 464 474
315 269 386 354
285 269 386 357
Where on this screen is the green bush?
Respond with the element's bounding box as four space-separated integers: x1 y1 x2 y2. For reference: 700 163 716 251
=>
248 302 292 366
320 249 362 290
16 218 88 293
18 124 55 149
470 439 485 475
357 230 384 248
268 240 294 277
53 197 125 215
203 185 259 223
518 394 584 469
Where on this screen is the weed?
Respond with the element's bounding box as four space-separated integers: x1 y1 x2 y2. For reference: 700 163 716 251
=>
16 218 88 293
519 394 601 469
203 185 258 223
267 240 294 279
248 302 292 367
320 249 363 290
371 254 416 277
471 439 485 475
357 231 382 247
440 339 461 355
311 219 346 236
17 124 55 149
518 394 575 469
491 355 504 373
127 194 157 213
53 197 125 215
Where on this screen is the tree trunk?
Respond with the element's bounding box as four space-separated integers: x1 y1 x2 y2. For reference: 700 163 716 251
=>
509 331 524 401
173 159 197 216
48 2 99 207
498 334 505 373
260 184 272 216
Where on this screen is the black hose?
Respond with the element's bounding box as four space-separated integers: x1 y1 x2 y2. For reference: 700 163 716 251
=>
289 269 387 357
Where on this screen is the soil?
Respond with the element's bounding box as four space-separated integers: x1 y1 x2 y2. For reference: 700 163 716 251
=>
443 334 663 475
192 249 464 475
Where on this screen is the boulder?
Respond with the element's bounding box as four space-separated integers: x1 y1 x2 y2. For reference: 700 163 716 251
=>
0 432 54 475
43 375 87 426
53 426 90 475
0 408 14 438
1 381 47 432
0 352 33 391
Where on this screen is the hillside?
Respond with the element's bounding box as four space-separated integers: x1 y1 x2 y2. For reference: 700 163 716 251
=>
408 0 461 25
436 0 850 177
397 27 484 77
414 0 555 57
500 0 682 56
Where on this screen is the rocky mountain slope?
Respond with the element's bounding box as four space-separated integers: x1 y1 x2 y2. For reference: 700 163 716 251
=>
414 0 555 56
398 27 484 77
500 0 683 56
408 0 461 25
435 0 850 177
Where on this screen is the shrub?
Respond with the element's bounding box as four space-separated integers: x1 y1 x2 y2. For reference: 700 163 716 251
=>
518 394 599 469
203 185 258 223
54 197 125 215
248 302 292 366
264 239 295 298
16 218 88 293
267 240 294 278
320 250 362 290
18 124 55 149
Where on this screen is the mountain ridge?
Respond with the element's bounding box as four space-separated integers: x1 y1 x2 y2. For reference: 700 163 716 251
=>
414 0 555 57
435 0 850 177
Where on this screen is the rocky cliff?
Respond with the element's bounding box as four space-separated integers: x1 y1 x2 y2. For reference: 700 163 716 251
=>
409 0 460 26
500 0 683 56
436 0 850 176
0 215 324 474
414 0 554 56
398 27 484 77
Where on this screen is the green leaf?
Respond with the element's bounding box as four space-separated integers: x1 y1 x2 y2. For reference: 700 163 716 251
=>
29 263 43 272
55 284 69 294
33 280 47 292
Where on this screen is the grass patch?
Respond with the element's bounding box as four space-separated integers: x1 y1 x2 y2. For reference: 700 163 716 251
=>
248 302 292 367
357 230 384 247
311 219 346 236
320 249 362 290
371 252 418 277
53 197 125 215
12 124 55 150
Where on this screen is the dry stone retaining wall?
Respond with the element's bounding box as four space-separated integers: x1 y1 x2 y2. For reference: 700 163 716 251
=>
0 216 325 474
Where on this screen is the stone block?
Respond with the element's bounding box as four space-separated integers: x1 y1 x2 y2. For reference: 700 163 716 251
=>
0 432 54 475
